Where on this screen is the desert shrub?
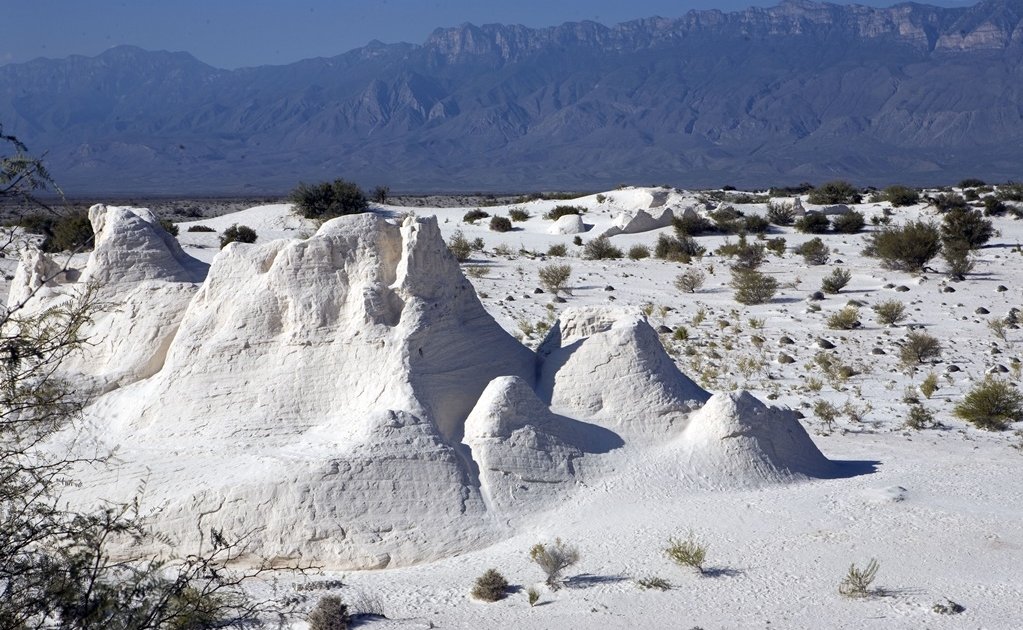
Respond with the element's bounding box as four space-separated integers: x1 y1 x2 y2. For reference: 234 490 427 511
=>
595 193 607 203
448 230 472 261
794 211 830 234
827 306 860 330
583 236 623 260
873 300 906 326
675 269 706 293
930 192 968 213
471 569 509 602
471 237 485 251
920 372 939 399
905 404 935 430
187 224 216 232
673 213 713 236
636 576 671 591
463 209 489 223
572 235 583 246
899 331 942 366
290 179 368 220
996 181 1023 202
832 210 865 234
709 206 744 233
547 243 567 257
730 268 778 305
795 237 829 265
508 208 530 222
538 263 572 294
881 185 919 207
764 237 786 256
953 378 1023 430
526 587 540 607
821 268 852 294
489 216 512 232
959 178 986 188
544 205 583 220
529 539 580 589
219 224 257 249
941 207 992 250
942 240 974 281
371 185 389 203
808 180 861 205
863 221 941 271
744 214 770 234
19 211 95 253
655 234 705 263
982 197 1008 216
308 596 350 630
716 236 765 270
839 559 880 598
628 244 651 260
158 218 179 237
665 533 707 573
814 399 840 430
766 201 795 225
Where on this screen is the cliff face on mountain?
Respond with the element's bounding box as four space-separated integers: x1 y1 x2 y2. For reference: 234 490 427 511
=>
2 0 1021 194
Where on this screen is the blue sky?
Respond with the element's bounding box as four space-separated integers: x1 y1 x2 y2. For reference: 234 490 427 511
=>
7 0 974 68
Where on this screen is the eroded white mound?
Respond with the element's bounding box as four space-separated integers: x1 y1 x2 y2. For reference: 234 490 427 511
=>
537 307 710 436
677 391 839 486
547 213 587 235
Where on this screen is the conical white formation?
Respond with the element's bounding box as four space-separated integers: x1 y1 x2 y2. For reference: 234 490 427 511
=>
7 205 208 392
537 307 709 436
75 212 535 567
676 391 839 486
464 376 602 513
546 213 587 235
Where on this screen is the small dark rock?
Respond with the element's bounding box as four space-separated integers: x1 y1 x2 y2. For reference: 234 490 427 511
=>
871 348 886 355
946 364 961 373
809 291 825 301
817 338 836 349
533 287 544 294
505 296 515 302
604 285 615 291
778 336 795 345
552 296 567 303
895 285 910 292
657 325 673 334
778 353 796 364
942 286 956 293
976 307 990 315
997 285 1008 292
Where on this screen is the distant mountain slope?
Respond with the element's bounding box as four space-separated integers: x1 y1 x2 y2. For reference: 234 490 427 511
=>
2 0 1022 194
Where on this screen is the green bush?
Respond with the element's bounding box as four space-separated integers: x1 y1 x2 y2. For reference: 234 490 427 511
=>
529 539 579 590
795 237 829 265
544 205 583 221
665 533 707 574
463 209 490 223
983 197 1008 216
628 244 651 260
766 201 795 226
290 179 368 220
930 193 968 213
794 211 830 234
821 268 851 294
943 240 974 281
863 221 941 271
187 224 216 233
583 236 623 260
538 263 572 294
808 180 861 205
958 178 986 188
158 219 179 237
448 230 472 262
508 208 530 222
675 268 705 293
308 596 349 630
827 306 860 330
372 185 390 203
471 569 509 602
872 300 906 326
941 207 992 250
996 182 1023 202
716 236 765 270
673 214 713 236
709 206 744 233
899 331 942 367
219 224 257 249
547 243 567 257
655 234 705 263
765 237 787 256
953 378 1023 430
489 216 513 232
730 268 778 305
882 186 919 207
839 559 880 598
832 210 865 234
744 214 770 234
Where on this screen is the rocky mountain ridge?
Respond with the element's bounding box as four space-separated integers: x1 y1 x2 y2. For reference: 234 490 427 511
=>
2 0 1022 194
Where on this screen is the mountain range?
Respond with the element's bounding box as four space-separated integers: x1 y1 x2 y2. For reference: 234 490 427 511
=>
2 0 1022 195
